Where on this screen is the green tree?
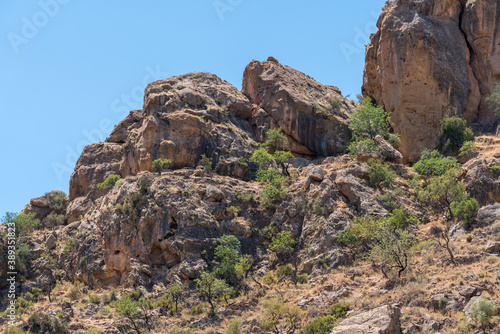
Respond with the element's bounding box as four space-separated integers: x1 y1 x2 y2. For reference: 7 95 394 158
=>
114 296 142 334
97 174 122 190
486 84 500 114
450 198 478 227
152 158 172 175
214 235 242 286
469 298 498 334
269 231 296 264
195 272 230 317
166 283 184 315
349 97 391 140
251 128 293 208
261 298 306 334
369 227 416 278
2 212 41 239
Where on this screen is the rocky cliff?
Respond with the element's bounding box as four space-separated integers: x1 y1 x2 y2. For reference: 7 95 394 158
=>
363 0 500 162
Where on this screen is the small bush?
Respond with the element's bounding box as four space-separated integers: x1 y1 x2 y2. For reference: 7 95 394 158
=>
27 312 69 334
3 327 28 334
224 318 242 334
189 303 205 316
262 272 276 286
486 84 500 114
459 140 477 156
489 165 500 173
451 198 478 226
413 150 459 176
98 174 122 190
329 301 350 319
276 265 295 281
300 315 336 334
226 206 241 218
469 298 498 331
347 138 381 156
367 159 396 188
439 116 474 153
200 154 213 171
384 206 418 230
63 238 76 254
47 192 66 211
89 293 101 305
68 282 83 301
152 158 171 174
326 97 343 115
44 214 65 228
296 273 308 284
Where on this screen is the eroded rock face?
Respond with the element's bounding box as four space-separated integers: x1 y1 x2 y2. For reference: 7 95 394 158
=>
68 72 257 222
363 0 499 162
243 57 356 157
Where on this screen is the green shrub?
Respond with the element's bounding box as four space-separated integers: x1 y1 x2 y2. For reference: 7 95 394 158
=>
200 154 213 171
451 198 478 226
347 138 381 156
276 265 295 281
3 327 28 334
349 97 391 140
384 206 418 230
296 273 308 284
89 293 101 305
47 191 66 211
63 238 76 254
27 312 69 334
152 158 172 175
224 318 242 334
486 84 500 114
261 272 276 286
2 212 41 239
412 150 459 176
325 97 343 115
300 315 336 334
439 116 474 153
489 165 500 173
68 282 83 301
469 298 498 332
226 206 241 218
189 303 205 316
269 231 296 263
459 140 477 156
97 174 122 190
367 159 396 189
329 301 350 319
44 214 65 228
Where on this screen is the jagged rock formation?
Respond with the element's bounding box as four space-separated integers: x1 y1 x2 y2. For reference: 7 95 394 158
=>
363 0 500 162
67 72 257 222
243 57 356 156
67 62 355 222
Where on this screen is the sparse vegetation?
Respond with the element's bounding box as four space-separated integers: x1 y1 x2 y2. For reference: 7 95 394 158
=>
152 158 172 175
98 174 122 190
439 116 474 153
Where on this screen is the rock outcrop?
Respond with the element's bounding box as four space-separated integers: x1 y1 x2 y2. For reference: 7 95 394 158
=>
243 57 356 157
67 72 257 222
331 305 401 334
363 0 500 162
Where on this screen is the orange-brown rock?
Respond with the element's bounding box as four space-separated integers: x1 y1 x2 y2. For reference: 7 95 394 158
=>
243 57 356 157
363 0 499 162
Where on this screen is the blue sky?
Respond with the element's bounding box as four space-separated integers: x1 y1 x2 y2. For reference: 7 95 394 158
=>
0 0 385 216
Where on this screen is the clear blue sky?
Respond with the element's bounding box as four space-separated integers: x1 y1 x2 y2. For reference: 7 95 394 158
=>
0 0 385 216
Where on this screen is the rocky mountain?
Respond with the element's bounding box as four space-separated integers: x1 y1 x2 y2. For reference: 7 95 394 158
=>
1 2 500 333
363 0 500 162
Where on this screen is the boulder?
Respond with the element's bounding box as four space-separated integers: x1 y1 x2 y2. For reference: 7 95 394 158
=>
331 305 401 334
484 241 500 253
463 158 500 207
363 0 500 162
242 58 356 156
476 205 500 226
374 135 403 163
